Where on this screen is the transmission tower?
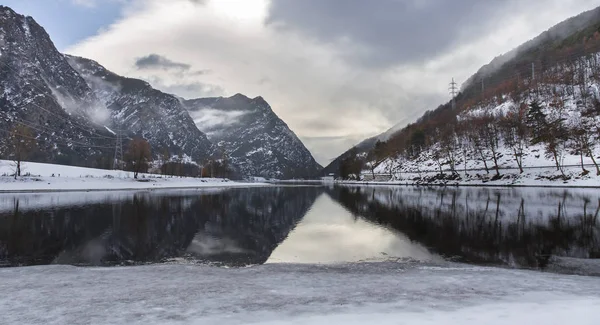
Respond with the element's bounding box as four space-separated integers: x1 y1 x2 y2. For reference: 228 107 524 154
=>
449 78 458 109
113 128 123 170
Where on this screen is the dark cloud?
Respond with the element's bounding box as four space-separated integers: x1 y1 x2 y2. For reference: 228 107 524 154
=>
135 54 192 71
266 0 518 68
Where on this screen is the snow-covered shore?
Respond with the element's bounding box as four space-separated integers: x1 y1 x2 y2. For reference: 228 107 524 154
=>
0 160 267 192
1 262 598 325
354 165 600 188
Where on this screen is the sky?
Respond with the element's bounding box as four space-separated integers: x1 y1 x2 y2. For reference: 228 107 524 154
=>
4 0 600 165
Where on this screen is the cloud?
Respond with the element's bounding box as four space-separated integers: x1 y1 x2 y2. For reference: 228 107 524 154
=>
69 0 128 9
189 108 249 137
67 0 600 165
135 53 191 71
266 0 516 68
300 134 379 165
145 76 224 99
70 0 97 8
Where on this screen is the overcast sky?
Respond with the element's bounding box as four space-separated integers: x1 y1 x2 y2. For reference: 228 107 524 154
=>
5 0 600 165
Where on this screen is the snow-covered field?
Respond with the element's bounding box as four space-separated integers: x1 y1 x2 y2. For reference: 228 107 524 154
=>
1 262 598 325
0 160 266 192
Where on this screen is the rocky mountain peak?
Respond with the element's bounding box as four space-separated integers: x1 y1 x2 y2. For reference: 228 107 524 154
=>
184 94 322 179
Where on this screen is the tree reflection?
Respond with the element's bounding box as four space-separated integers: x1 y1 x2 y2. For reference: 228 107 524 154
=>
0 187 321 267
328 186 600 269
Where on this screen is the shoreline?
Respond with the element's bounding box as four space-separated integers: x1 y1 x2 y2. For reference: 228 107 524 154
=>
0 182 270 194
331 181 600 189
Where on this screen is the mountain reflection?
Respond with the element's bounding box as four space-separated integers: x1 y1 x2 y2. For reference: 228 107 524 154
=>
328 186 600 269
0 187 321 267
1 186 598 272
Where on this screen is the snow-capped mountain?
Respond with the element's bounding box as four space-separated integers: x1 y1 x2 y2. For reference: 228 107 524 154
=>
0 5 321 178
0 6 115 166
0 5 212 166
66 55 213 162
184 94 322 179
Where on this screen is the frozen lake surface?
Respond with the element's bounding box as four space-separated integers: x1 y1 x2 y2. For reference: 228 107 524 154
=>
1 186 599 324
1 262 599 324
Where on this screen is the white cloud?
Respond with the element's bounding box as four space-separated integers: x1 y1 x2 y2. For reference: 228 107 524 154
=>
66 0 600 165
70 0 97 8
189 108 249 137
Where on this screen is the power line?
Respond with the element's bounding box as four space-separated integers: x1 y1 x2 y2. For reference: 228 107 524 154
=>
0 110 114 140
0 126 114 150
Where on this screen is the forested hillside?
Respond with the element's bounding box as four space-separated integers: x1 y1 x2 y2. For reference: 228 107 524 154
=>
339 6 600 183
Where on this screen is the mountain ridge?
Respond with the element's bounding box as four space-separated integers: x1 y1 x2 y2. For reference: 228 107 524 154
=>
0 5 321 178
325 5 600 177
184 93 322 179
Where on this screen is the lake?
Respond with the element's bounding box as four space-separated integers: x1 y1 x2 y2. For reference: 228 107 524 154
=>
0 185 598 275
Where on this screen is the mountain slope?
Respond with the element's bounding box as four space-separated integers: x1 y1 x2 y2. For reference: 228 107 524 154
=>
0 5 213 167
184 94 322 179
66 55 213 162
0 6 115 167
326 5 600 178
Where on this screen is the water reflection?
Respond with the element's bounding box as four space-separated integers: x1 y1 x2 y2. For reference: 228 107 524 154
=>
0 186 598 273
328 186 600 270
0 187 321 267
267 194 435 264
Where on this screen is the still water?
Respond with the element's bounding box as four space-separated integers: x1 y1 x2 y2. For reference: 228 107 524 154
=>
0 186 598 274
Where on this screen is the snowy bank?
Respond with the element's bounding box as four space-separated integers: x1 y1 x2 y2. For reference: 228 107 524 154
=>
0 160 267 192
0 262 598 325
356 165 600 188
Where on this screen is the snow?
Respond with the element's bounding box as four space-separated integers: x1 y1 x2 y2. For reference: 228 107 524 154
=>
0 262 598 324
0 188 227 214
0 160 267 192
361 55 600 187
360 165 600 187
104 126 116 135
21 17 30 38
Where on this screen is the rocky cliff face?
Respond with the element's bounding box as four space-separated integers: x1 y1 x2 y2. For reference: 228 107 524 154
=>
185 94 322 179
1 5 320 178
0 6 114 167
0 5 212 167
66 55 213 162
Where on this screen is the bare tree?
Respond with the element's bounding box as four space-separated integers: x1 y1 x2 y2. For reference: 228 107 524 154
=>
571 114 600 175
440 126 459 175
480 114 502 177
466 118 490 174
125 137 152 179
527 101 568 177
501 103 528 174
8 125 36 179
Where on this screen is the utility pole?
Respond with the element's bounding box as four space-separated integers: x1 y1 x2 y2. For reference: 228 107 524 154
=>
113 128 123 170
531 62 535 80
449 78 458 109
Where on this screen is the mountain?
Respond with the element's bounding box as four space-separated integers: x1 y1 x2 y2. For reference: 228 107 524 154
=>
464 6 600 90
184 94 322 179
326 5 600 179
0 6 115 167
0 5 321 178
66 55 213 162
0 5 213 167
